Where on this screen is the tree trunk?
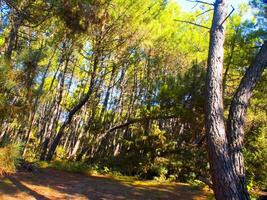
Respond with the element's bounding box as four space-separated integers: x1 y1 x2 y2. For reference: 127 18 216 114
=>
226 41 267 199
205 0 242 199
45 62 97 161
68 113 86 160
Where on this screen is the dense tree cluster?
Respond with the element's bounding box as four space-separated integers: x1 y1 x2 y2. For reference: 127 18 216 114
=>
0 0 266 198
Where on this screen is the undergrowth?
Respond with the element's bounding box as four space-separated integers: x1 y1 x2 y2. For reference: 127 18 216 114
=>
0 143 21 176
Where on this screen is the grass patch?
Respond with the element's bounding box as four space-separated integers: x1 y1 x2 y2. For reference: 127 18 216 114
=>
36 161 196 188
37 160 121 177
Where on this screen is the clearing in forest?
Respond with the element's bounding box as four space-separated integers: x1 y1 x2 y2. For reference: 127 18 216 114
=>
0 168 210 200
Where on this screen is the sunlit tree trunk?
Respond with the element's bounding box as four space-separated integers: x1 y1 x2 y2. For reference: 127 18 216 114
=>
205 0 242 199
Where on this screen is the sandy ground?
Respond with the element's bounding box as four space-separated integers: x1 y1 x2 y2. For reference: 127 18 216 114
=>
0 168 210 200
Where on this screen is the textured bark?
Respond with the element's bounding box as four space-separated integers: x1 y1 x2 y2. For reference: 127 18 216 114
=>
205 0 241 199
226 41 267 199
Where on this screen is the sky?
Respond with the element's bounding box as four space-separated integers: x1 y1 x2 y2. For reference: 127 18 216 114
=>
178 0 249 11
177 0 254 20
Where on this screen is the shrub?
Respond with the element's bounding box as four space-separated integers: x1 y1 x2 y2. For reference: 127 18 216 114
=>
245 124 267 190
0 143 21 176
37 160 101 175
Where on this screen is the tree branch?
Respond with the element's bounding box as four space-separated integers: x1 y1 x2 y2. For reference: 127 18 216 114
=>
220 5 235 27
196 9 213 17
186 0 214 6
174 20 210 30
3 0 29 20
105 115 177 134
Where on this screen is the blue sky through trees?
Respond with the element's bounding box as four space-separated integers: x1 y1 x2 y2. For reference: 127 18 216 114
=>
177 0 253 20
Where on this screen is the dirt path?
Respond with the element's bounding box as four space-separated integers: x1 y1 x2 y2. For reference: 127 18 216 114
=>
0 168 210 200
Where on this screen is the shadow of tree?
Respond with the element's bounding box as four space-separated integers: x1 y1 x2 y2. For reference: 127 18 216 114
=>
7 176 49 200
0 168 209 200
0 178 20 195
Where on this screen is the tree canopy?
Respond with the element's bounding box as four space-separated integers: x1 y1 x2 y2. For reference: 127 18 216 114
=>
0 0 266 199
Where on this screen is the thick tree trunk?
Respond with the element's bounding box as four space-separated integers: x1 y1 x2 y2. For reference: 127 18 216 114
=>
205 0 242 199
226 41 267 199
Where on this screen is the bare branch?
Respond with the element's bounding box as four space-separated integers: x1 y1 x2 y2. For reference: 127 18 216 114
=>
3 0 29 20
186 0 214 6
105 115 177 133
174 19 210 30
196 9 213 17
220 5 235 26
191 2 199 9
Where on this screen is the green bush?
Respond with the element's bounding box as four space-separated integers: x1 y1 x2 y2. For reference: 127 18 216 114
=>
37 160 102 175
245 124 267 190
0 143 21 176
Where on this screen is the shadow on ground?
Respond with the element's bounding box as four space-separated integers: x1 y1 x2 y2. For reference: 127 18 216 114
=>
0 168 209 200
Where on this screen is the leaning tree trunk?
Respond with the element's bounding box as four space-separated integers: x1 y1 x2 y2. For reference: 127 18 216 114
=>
45 66 97 161
226 41 267 199
205 0 242 199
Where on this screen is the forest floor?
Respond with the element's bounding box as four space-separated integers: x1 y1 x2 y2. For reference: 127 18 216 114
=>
0 168 212 200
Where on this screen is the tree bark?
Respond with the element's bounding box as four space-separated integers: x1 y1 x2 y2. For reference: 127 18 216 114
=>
226 40 267 199
205 0 242 199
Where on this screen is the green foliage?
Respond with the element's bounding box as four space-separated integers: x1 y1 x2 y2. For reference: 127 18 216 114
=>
42 160 96 174
245 124 267 190
0 143 21 176
0 62 19 119
37 160 124 178
0 0 266 195
55 145 68 160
